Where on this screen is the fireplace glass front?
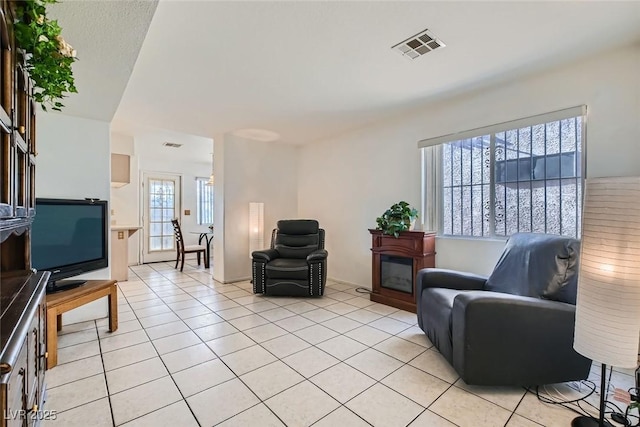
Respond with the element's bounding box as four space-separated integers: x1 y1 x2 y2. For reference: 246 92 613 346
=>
380 255 413 294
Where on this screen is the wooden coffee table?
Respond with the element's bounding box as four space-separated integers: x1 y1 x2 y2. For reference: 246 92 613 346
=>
45 279 118 369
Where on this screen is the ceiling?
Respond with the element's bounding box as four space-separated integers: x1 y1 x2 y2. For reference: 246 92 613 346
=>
59 1 640 145
46 0 158 121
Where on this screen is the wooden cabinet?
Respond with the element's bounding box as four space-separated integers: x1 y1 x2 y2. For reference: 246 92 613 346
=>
369 229 436 312
0 7 35 221
0 272 48 427
0 2 46 426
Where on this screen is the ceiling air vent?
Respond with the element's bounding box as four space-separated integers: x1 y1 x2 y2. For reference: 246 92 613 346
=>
392 28 445 60
163 142 182 148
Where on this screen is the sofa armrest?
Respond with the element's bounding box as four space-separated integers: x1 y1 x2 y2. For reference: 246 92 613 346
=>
451 291 591 386
417 268 487 292
307 250 328 296
252 249 280 262
252 249 279 294
307 249 328 263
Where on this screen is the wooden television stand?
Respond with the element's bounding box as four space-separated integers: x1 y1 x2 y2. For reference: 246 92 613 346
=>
45 279 118 369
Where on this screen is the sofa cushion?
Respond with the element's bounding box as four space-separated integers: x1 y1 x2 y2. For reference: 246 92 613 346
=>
485 233 580 302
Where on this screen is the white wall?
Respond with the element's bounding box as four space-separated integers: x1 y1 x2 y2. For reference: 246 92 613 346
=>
212 134 226 281
37 112 112 324
298 44 640 286
214 134 298 282
111 129 213 265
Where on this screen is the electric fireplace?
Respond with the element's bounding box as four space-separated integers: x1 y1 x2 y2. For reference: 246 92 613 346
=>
380 255 413 293
369 229 436 312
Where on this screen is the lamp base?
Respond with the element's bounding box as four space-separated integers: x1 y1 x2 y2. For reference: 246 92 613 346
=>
571 416 613 427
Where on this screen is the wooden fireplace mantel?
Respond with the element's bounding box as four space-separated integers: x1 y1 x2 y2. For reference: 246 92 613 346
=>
369 229 436 312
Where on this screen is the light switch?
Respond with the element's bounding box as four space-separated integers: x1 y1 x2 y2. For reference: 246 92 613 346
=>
185 210 191 215
118 231 124 239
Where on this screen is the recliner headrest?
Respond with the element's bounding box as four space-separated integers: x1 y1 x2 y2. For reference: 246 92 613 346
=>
277 219 319 235
485 232 580 303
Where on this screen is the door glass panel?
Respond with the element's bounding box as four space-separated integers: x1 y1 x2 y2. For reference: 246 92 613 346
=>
162 222 173 235
150 222 162 236
149 236 162 251
148 179 176 252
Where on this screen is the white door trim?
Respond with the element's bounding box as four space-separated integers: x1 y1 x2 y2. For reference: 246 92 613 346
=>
140 171 183 264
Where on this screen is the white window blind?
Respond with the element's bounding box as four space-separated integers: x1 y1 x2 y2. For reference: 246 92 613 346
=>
418 106 586 148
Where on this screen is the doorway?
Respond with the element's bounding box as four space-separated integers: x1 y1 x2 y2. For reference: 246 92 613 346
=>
141 172 181 263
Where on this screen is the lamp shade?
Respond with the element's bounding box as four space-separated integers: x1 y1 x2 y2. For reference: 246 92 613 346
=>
573 176 640 368
249 202 264 258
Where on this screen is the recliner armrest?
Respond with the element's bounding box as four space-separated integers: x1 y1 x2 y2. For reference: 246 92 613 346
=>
453 291 577 328
252 249 280 262
306 249 328 262
451 291 590 385
417 268 487 292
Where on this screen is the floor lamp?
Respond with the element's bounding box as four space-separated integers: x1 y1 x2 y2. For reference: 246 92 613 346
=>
572 176 640 427
249 202 264 258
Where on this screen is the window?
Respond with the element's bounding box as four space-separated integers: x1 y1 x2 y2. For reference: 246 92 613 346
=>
196 177 214 225
422 108 585 239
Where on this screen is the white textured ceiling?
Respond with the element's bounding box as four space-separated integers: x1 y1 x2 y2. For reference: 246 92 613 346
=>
109 2 640 143
47 0 158 121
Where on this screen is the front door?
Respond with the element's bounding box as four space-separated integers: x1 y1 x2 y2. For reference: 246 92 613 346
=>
141 172 181 263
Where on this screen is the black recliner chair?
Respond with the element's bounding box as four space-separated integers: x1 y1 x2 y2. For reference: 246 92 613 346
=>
416 232 592 386
251 219 328 296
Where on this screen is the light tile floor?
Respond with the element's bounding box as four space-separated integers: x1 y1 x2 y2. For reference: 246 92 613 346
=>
43 261 635 427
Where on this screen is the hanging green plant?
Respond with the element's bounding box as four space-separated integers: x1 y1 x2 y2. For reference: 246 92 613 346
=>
13 0 77 111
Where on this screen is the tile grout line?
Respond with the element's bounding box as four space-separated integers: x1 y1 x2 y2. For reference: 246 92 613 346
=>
56 262 487 427
138 266 293 426
136 263 374 425
503 389 531 427
189 304 428 424
308 405 374 427
118 272 204 427
144 262 292 426
94 320 117 427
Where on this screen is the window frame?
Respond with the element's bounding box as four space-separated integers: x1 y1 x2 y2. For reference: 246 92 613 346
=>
195 177 214 226
420 106 587 240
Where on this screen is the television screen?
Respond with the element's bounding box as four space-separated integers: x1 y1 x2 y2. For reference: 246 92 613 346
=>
32 198 108 284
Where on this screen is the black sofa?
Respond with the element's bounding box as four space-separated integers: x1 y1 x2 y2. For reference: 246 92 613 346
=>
251 219 328 297
416 233 592 386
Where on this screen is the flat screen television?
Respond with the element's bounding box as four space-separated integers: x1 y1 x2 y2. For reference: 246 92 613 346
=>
32 198 109 293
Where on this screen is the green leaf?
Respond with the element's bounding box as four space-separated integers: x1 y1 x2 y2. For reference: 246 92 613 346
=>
375 201 419 238
14 0 77 111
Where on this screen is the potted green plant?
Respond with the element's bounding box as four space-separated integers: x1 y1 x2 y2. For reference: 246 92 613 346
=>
375 201 419 238
14 0 77 111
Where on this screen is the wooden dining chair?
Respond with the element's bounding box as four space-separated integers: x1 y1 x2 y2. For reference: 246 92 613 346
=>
171 219 208 271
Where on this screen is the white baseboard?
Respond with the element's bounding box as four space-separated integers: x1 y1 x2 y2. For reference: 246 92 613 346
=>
213 276 251 284
328 276 370 290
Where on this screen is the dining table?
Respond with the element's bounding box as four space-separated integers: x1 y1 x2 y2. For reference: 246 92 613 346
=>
190 229 214 267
